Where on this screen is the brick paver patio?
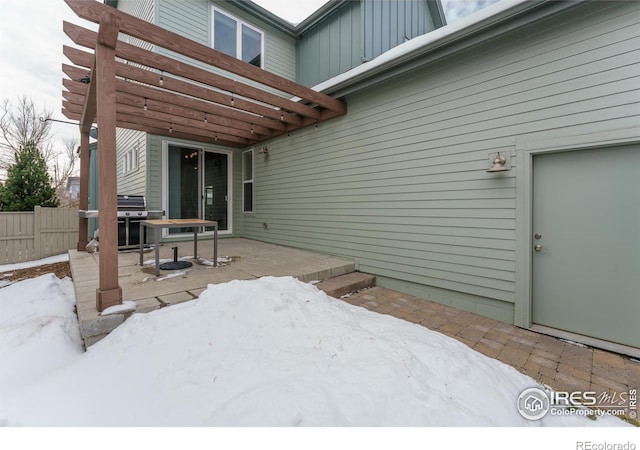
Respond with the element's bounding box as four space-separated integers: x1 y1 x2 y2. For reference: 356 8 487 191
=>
342 286 640 425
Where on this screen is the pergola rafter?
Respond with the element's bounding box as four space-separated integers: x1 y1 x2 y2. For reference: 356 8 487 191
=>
63 0 347 311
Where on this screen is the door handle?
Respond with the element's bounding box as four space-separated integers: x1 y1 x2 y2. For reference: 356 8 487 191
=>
534 245 542 252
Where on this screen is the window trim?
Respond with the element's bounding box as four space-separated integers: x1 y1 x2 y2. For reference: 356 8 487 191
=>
211 5 265 69
122 142 139 175
242 149 254 213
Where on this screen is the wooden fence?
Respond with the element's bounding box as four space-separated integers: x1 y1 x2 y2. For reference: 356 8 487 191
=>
0 206 78 265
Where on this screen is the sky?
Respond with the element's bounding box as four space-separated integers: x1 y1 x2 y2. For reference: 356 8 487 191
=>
0 0 495 175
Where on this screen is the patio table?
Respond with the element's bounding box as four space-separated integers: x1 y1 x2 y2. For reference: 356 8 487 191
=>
139 219 218 276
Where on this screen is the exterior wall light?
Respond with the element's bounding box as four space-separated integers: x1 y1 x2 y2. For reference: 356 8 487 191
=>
487 152 510 172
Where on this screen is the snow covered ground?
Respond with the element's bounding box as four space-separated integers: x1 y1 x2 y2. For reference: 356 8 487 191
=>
0 257 634 448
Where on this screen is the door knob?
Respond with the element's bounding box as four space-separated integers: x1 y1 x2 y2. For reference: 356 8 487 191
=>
534 245 542 252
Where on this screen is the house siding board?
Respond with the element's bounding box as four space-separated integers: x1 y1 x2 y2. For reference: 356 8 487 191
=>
146 133 164 212
239 1 640 314
297 0 440 86
158 0 208 43
297 1 361 87
116 0 154 49
156 0 296 81
363 0 434 62
116 0 154 22
232 148 245 236
116 128 147 196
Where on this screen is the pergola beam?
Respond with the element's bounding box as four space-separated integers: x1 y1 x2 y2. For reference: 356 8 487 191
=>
64 109 245 148
64 21 325 121
94 12 122 311
63 100 251 146
61 0 348 312
78 58 96 134
65 0 346 114
63 64 278 137
63 45 301 127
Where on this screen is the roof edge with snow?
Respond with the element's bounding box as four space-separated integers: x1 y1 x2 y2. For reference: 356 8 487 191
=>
312 0 578 98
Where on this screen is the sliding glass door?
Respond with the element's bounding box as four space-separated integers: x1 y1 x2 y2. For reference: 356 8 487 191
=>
166 145 230 234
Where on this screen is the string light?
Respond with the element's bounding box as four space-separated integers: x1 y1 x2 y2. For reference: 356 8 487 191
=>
204 113 208 124
250 124 254 134
143 99 148 111
280 111 284 121
159 71 164 86
231 93 234 106
214 133 218 141
169 123 173 133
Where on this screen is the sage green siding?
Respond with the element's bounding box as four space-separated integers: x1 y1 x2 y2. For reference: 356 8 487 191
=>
114 0 153 196
116 129 147 196
362 0 439 62
297 0 442 87
238 1 640 320
156 0 296 81
146 133 164 213
116 0 154 23
297 1 362 87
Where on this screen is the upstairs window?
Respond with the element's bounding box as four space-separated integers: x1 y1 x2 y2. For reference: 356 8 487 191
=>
212 7 264 68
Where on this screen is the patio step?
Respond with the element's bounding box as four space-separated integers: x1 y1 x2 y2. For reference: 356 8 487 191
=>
315 272 376 298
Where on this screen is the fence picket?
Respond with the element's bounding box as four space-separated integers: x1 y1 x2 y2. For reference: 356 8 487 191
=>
0 208 78 264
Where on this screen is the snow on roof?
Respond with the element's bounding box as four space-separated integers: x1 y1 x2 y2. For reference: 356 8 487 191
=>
312 0 533 95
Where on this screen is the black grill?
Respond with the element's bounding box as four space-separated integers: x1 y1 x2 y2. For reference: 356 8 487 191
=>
117 195 163 248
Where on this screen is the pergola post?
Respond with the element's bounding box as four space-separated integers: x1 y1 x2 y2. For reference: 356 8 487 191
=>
77 130 90 251
95 13 122 311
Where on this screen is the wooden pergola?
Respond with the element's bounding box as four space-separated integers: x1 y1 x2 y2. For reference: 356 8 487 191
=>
62 0 346 311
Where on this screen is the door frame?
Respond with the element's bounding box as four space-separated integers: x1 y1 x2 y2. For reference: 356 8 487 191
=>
161 140 233 237
514 128 640 350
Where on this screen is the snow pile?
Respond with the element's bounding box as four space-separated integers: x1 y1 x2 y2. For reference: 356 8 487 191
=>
0 274 83 404
0 276 626 427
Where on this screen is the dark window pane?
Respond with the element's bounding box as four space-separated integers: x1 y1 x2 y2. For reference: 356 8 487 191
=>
243 151 253 181
243 182 253 212
242 24 262 67
214 11 237 57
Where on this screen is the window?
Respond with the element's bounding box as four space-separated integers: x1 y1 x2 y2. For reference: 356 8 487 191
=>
122 142 139 174
212 7 264 68
242 149 254 213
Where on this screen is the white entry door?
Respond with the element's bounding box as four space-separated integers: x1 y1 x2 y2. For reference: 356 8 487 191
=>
531 146 640 349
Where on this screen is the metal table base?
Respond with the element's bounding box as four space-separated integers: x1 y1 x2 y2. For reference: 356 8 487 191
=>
139 219 218 276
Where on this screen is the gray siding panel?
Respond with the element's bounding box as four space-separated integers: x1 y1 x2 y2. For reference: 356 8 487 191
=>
116 0 154 22
297 0 440 86
147 133 164 211
158 0 209 43
116 0 154 49
239 2 640 310
157 0 296 81
297 1 362 87
116 129 147 196
363 0 435 62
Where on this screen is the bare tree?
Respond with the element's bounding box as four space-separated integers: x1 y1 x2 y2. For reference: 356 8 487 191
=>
53 137 80 207
0 96 53 171
1 96 80 206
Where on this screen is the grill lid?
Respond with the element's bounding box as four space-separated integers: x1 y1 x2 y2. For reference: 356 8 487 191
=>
116 195 163 219
117 194 146 210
